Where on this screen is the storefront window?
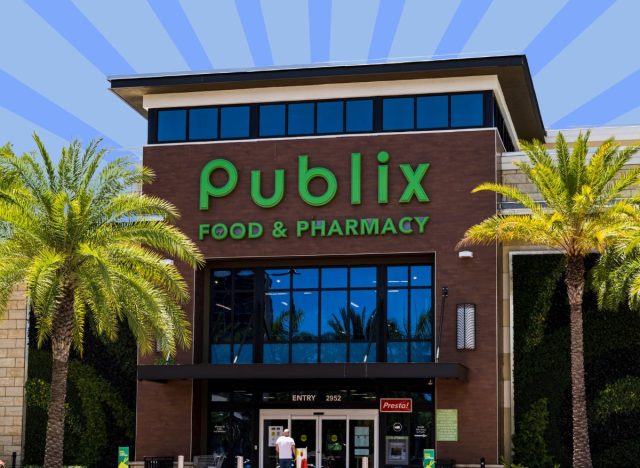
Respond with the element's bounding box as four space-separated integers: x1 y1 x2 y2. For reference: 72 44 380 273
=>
210 264 432 364
209 410 253 468
211 270 256 363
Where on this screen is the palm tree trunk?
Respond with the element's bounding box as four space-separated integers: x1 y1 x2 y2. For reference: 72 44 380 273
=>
565 255 593 468
43 289 75 468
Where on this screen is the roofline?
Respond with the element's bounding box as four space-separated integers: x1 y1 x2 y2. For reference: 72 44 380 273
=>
109 54 545 140
109 54 527 88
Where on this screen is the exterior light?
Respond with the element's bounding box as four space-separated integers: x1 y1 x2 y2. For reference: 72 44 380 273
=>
458 250 473 259
456 303 476 350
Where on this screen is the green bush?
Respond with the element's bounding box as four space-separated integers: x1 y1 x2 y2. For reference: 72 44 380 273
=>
24 312 136 468
512 254 640 467
512 398 554 468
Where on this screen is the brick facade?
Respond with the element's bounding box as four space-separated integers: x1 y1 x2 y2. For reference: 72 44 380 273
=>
0 285 27 466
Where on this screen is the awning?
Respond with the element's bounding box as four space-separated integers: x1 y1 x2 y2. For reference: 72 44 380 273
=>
138 362 468 382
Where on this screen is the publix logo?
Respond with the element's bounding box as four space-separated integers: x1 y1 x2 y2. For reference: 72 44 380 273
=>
197 151 431 241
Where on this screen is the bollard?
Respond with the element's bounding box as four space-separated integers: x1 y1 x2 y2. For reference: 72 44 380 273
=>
236 455 244 468
178 455 184 468
361 457 368 468
11 452 16 468
480 457 485 468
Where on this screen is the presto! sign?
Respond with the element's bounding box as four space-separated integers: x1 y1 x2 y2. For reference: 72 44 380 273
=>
198 151 431 241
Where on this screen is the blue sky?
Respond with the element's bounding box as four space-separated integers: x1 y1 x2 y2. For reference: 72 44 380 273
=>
1 0 639 157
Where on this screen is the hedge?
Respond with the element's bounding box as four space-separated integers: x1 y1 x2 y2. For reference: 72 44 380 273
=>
23 314 136 468
512 254 640 467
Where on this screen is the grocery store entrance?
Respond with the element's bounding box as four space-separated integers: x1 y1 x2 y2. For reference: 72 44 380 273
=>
260 409 378 468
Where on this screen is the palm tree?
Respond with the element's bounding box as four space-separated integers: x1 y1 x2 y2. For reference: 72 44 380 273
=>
458 132 640 468
0 135 203 467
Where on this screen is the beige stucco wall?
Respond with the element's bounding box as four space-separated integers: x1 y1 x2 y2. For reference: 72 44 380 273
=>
0 285 27 466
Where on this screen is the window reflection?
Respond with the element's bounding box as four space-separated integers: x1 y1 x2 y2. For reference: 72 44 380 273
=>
211 265 433 364
350 267 376 288
321 267 347 288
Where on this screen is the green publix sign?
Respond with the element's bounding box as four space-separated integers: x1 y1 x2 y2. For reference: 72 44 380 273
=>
198 151 430 241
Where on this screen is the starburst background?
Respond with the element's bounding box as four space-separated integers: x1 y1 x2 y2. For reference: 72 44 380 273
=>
2 0 639 157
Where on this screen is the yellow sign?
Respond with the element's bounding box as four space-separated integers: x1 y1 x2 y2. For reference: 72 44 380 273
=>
301 434 307 442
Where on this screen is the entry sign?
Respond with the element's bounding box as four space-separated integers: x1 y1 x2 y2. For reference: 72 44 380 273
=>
379 398 412 412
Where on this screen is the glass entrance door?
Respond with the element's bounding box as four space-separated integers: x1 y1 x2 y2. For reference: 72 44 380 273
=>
260 410 377 468
291 418 317 468
321 418 347 468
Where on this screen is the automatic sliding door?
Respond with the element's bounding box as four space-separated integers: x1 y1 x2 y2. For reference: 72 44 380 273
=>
320 418 347 468
292 419 317 468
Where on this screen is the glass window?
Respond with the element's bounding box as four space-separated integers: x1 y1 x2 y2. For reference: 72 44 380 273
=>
292 291 319 341
410 266 432 287
317 101 344 134
321 289 348 363
220 106 250 138
387 266 409 287
383 97 414 131
265 269 290 290
288 102 315 135
208 410 253 463
451 93 484 128
259 104 285 137
350 267 376 288
321 267 347 288
387 289 408 340
211 264 433 365
411 289 432 340
346 100 373 132
157 109 186 142
293 268 319 289
417 96 448 129
189 107 218 140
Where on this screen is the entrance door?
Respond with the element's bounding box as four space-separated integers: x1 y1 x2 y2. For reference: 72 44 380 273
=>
260 410 376 468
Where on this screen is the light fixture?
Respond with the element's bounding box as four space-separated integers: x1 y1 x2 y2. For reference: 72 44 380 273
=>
458 250 473 259
456 303 476 350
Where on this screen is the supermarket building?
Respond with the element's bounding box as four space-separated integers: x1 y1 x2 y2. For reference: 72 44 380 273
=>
105 55 617 467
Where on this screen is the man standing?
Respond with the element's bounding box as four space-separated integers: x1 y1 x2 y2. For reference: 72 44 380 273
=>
275 428 296 468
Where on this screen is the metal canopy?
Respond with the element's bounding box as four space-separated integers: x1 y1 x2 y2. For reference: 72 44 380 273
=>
138 362 468 382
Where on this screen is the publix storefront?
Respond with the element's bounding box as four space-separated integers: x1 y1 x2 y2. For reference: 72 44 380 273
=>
109 55 545 467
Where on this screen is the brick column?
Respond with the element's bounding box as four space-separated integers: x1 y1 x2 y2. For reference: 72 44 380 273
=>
0 285 27 466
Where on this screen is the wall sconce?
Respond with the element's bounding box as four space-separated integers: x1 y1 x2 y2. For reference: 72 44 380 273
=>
456 303 476 350
458 250 473 259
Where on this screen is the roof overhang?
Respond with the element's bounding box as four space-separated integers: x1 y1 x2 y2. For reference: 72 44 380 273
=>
109 55 545 141
138 362 468 382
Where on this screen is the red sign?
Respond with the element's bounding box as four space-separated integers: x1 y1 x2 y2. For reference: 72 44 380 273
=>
379 398 413 412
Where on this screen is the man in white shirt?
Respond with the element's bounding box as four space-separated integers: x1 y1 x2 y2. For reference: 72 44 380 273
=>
275 428 296 468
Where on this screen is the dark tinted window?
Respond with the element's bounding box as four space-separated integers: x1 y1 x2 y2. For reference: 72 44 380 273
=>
346 100 373 132
157 109 186 142
288 102 314 135
417 96 448 129
259 104 285 137
189 107 217 140
451 93 483 127
317 101 344 134
383 97 414 131
220 106 250 138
